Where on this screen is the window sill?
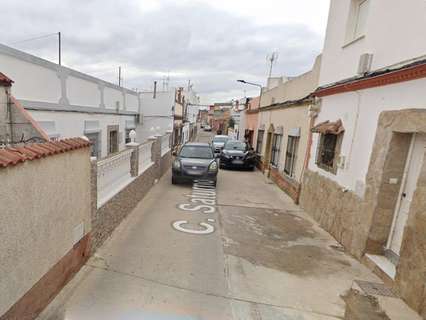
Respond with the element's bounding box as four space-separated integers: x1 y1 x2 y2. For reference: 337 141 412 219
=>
316 163 337 175
342 35 365 49
283 172 300 186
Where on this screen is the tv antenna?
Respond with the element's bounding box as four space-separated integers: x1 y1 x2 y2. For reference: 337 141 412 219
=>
267 51 279 78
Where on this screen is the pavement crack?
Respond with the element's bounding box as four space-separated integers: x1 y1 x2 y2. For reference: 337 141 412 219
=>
85 264 341 319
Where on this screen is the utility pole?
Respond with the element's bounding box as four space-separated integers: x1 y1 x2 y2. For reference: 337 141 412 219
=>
267 52 278 78
58 32 61 66
118 66 122 87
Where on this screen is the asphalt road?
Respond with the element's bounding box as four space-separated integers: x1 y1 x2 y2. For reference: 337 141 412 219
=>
39 131 379 320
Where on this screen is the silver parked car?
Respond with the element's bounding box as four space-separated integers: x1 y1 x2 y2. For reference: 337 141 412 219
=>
212 135 230 154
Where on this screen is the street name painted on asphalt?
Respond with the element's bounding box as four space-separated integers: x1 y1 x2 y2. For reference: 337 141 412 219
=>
173 180 216 235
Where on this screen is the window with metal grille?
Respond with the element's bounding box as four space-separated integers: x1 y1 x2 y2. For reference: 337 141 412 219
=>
270 134 282 166
256 130 264 153
317 133 339 171
284 136 299 177
125 129 132 144
85 132 101 159
108 130 118 154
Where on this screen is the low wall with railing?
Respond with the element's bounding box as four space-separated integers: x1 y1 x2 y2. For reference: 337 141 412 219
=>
97 149 134 208
161 133 171 156
91 133 171 251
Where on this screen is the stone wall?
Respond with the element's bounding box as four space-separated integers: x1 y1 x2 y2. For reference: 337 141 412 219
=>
395 157 426 318
300 170 367 258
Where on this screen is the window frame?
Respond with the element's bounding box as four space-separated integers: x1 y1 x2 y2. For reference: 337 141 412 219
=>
284 135 299 177
108 129 119 155
270 133 282 167
344 0 369 44
354 0 369 39
316 133 343 174
85 132 101 159
256 130 264 154
125 128 133 144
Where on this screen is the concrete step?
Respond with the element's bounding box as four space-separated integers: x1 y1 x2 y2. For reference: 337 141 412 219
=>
363 254 396 286
342 282 422 320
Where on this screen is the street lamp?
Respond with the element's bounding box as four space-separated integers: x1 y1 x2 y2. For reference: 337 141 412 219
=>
237 80 262 88
237 80 263 109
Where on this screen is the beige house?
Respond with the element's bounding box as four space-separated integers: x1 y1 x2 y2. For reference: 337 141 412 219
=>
256 56 321 202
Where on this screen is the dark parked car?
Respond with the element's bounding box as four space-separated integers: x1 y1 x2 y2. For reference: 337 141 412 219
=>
172 142 218 185
219 140 256 170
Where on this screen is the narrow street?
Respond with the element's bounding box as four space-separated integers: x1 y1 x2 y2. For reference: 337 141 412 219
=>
39 132 379 320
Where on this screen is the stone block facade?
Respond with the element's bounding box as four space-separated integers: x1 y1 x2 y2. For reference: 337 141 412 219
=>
300 109 426 316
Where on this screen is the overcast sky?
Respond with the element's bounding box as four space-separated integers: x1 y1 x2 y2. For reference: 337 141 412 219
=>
1 0 330 104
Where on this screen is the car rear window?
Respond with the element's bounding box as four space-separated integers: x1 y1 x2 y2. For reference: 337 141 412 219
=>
213 137 228 143
179 146 213 159
224 141 246 151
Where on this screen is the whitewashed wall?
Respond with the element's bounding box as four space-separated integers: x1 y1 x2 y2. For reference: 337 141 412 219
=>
308 78 426 195
30 110 136 158
0 53 61 103
309 0 426 194
67 76 100 108
0 43 142 157
320 0 426 86
0 44 140 111
138 91 174 142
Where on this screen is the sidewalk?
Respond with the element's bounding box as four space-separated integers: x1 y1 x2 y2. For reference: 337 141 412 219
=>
37 165 420 320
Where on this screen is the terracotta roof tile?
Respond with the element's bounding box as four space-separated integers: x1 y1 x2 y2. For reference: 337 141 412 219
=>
0 72 13 86
0 137 90 168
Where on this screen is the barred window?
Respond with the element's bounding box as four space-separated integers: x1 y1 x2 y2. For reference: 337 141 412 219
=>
270 134 282 167
256 130 264 153
316 133 342 173
284 136 299 177
85 132 101 159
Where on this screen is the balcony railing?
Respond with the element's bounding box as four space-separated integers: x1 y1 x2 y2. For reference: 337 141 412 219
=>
161 134 171 156
97 149 134 208
139 141 154 175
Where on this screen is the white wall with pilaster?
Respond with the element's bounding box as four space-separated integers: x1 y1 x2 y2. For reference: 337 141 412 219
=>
29 110 138 158
308 78 426 195
320 0 426 86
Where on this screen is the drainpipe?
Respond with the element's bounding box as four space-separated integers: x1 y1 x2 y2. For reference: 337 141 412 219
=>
301 97 320 184
5 88 14 144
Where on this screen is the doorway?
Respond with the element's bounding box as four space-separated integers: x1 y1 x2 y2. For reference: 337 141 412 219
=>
387 133 426 255
107 125 119 155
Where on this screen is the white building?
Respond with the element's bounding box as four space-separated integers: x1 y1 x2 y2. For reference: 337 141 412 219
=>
138 89 174 143
182 86 200 143
0 44 142 158
301 1 426 316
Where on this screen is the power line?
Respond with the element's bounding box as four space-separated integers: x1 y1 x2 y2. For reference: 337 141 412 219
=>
9 33 59 45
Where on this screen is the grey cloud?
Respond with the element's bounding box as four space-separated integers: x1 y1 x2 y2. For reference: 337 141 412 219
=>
1 0 324 103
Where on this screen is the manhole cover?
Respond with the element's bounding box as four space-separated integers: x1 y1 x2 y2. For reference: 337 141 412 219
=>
355 280 397 297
